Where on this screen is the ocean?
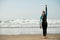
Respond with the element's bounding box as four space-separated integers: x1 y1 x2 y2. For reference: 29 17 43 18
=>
0 19 60 35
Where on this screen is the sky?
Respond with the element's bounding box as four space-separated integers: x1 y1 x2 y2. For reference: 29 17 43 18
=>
0 0 60 20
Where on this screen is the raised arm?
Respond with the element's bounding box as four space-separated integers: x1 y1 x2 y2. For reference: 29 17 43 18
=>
45 5 47 17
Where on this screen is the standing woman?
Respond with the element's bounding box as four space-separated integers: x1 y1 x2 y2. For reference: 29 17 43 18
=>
40 5 47 39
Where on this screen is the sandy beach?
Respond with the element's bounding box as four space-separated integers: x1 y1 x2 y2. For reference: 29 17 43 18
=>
0 34 60 40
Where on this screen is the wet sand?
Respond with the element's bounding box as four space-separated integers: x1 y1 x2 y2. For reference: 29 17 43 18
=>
0 34 60 40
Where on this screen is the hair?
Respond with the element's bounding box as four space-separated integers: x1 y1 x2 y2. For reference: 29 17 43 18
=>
42 11 45 14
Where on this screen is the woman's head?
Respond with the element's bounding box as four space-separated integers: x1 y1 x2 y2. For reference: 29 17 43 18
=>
42 10 45 16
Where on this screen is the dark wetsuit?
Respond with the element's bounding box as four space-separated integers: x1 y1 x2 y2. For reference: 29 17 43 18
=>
42 14 47 36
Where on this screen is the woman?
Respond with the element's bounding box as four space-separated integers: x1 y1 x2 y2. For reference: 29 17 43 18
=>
40 5 47 39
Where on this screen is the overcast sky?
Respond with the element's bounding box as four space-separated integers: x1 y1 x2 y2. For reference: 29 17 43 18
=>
0 0 60 20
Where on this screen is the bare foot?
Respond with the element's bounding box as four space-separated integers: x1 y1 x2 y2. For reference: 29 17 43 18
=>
44 36 47 39
45 36 47 39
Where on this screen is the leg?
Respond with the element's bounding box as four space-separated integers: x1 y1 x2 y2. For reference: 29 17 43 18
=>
42 23 47 39
43 29 46 36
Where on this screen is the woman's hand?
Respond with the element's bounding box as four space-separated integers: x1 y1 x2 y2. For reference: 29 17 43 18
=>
40 25 42 29
40 26 42 29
